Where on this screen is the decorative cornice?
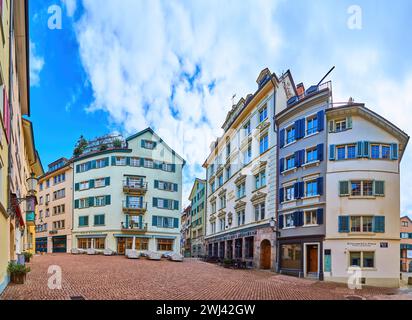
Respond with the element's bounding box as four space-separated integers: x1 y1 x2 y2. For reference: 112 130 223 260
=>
251 160 267 175
218 188 227 197
251 191 267 204
218 209 226 218
234 174 247 186
234 201 246 211
209 195 217 203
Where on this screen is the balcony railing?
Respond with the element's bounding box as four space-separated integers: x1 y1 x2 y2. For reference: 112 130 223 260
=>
121 222 148 232
122 201 148 215
123 180 148 194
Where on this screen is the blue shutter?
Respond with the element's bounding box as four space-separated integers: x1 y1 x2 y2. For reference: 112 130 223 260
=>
171 164 176 172
105 177 110 186
152 216 158 227
297 211 304 227
317 208 324 225
317 110 324 132
154 180 159 189
373 216 385 233
140 158 145 167
279 215 284 229
74 200 79 209
89 179 95 189
300 150 305 165
317 144 324 161
363 141 370 158
279 188 284 203
105 195 111 205
317 177 324 196
111 156 116 166
153 198 158 207
357 141 363 158
174 218 179 228
75 183 79 191
279 129 285 148
279 158 284 173
174 201 179 210
104 157 109 167
139 216 143 228
173 184 178 192
294 183 299 199
126 157 131 166
329 145 335 161
126 196 130 208
299 181 304 198
295 151 301 167
294 120 300 139
391 143 399 160
301 118 306 138
338 216 349 233
91 160 97 169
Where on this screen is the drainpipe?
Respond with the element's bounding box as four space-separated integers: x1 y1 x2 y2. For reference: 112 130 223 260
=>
270 76 280 273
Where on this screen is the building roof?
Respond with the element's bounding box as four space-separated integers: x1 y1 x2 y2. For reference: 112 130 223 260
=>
401 216 412 223
188 178 206 201
22 118 44 176
326 103 410 160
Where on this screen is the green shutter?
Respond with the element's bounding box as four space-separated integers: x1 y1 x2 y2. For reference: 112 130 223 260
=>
74 200 79 209
373 216 385 233
152 216 158 227
339 181 349 196
374 181 385 196
328 120 335 133
154 180 159 189
391 143 399 160
357 141 363 158
153 198 158 207
111 156 116 166
338 216 349 233
346 116 353 129
174 218 179 229
174 200 179 210
363 141 370 158
88 197 95 207
126 157 131 166
105 177 110 186
125 215 129 228
105 195 111 205
89 179 95 188
75 183 79 191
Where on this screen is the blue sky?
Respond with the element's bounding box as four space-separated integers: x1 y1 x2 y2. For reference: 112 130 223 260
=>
28 0 412 210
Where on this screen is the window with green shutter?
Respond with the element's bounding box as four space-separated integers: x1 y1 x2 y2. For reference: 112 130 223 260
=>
79 216 89 227
373 216 385 233
338 216 349 233
94 214 105 226
373 181 385 196
339 181 349 196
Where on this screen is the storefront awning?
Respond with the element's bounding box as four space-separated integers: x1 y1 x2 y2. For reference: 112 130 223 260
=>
113 234 150 239
155 236 177 240
76 234 107 239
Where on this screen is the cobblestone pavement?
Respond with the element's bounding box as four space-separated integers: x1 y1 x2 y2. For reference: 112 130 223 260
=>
1 254 411 300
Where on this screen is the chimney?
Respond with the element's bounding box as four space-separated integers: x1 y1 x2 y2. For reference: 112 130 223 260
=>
296 83 305 97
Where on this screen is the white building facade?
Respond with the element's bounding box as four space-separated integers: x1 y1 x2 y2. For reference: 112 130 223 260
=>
203 69 294 269
72 128 184 254
324 104 409 288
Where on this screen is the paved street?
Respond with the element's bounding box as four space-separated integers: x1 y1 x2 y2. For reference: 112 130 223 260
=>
1 254 411 300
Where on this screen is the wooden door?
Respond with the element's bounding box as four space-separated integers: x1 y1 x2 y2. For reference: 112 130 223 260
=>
260 240 271 269
308 245 318 273
117 238 126 255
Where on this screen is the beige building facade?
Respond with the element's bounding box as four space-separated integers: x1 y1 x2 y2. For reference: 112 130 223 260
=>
35 158 73 253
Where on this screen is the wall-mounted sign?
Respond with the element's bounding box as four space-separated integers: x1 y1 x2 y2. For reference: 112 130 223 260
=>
380 242 388 248
346 242 377 248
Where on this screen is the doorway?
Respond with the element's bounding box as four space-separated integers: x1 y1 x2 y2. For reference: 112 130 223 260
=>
306 244 319 275
260 240 271 269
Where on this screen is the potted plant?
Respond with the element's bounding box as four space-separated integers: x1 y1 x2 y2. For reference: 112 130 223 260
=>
113 139 122 148
8 262 30 284
23 251 33 263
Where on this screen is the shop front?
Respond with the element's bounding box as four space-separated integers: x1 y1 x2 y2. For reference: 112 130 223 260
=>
205 224 275 269
76 234 107 250
35 237 47 253
278 236 323 279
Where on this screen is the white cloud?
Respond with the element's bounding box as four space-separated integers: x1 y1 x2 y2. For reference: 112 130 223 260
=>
29 41 44 87
73 0 283 204
62 0 77 17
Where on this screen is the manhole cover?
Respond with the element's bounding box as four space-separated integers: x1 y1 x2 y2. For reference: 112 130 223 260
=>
70 296 86 300
344 295 365 300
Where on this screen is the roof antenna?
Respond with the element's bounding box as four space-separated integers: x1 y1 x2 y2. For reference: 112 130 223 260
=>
317 66 335 86
231 94 237 107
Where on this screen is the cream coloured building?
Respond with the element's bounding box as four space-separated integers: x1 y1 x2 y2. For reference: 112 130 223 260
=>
203 69 294 269
72 128 184 254
324 103 409 287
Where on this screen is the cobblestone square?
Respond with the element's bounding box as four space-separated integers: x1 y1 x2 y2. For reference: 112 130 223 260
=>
1 254 411 300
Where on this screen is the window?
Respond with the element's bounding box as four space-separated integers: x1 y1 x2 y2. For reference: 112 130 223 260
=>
78 163 88 173
45 209 50 217
259 106 268 123
79 181 89 190
260 134 269 154
226 166 231 180
157 239 173 251
46 180 50 188
79 198 89 209
371 145 380 159
351 181 362 196
94 215 105 226
285 186 294 201
382 145 390 159
218 174 223 187
347 145 356 159
96 158 107 169
304 210 317 226
95 196 106 207
254 203 265 221
244 121 251 137
285 213 295 228
255 171 266 189
237 183 246 199
307 116 318 135
306 148 318 163
219 218 225 231
306 180 318 197
144 159 154 168
219 195 226 209
116 157 127 166
95 178 106 188
401 232 409 239
286 155 295 170
210 181 216 194
350 216 361 232
226 142 231 158
286 126 296 144
337 146 346 160
79 216 89 227
335 119 347 132
350 252 375 268
402 221 409 227
142 140 156 150
280 244 301 269
39 197 43 205
39 183 43 191
211 202 216 214
362 216 373 232
130 157 140 167
53 220 65 230
243 145 252 164
237 210 245 226
362 181 373 196
211 222 216 234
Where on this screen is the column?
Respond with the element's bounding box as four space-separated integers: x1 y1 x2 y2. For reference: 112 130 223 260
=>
132 236 136 250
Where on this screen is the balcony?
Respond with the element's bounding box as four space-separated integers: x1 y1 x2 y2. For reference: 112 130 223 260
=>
26 212 35 226
123 180 148 195
121 222 148 233
122 201 148 215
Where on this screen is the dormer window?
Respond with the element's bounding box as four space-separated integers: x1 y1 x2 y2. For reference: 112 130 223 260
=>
141 140 156 150
329 117 352 133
